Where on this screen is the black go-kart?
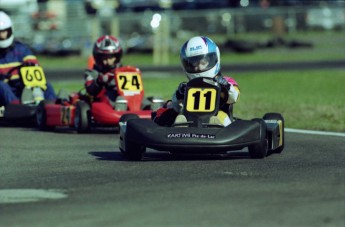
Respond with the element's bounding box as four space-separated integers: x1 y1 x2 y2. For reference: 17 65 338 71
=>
119 77 284 161
0 65 48 125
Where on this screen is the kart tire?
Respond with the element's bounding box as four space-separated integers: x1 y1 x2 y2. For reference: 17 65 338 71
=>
263 112 284 153
119 113 139 123
248 118 268 159
36 100 55 131
119 114 139 157
124 141 146 161
74 101 91 133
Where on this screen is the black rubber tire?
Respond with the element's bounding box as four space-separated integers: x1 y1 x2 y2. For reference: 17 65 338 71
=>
119 113 139 124
119 114 140 157
263 112 285 153
125 141 146 161
248 118 268 159
36 100 55 131
74 101 91 133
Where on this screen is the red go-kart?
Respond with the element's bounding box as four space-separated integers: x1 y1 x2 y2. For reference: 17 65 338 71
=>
36 66 163 133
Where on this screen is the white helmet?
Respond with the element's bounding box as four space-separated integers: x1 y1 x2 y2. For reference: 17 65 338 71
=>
180 36 220 80
0 11 14 49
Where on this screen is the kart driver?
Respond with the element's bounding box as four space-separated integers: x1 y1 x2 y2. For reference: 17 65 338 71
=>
0 11 56 106
153 36 240 126
84 35 124 102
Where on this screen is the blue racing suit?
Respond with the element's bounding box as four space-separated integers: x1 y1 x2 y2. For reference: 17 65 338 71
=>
0 41 56 106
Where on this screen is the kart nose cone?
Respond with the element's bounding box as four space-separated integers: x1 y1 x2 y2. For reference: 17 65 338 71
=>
115 96 128 111
151 97 164 111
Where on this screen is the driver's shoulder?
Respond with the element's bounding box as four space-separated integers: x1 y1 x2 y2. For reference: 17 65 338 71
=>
222 75 238 86
12 40 30 50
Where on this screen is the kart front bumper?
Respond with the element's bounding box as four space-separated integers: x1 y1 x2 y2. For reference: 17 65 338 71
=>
120 119 264 154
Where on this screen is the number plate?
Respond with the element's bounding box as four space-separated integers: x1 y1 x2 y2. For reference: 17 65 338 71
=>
20 66 47 90
185 88 217 112
116 72 143 92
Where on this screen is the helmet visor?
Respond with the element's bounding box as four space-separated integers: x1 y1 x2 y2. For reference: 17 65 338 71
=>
182 52 218 74
94 52 122 69
0 28 12 40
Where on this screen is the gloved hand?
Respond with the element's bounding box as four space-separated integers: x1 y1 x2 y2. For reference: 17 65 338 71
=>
175 82 187 100
84 69 99 81
97 72 114 85
215 76 231 91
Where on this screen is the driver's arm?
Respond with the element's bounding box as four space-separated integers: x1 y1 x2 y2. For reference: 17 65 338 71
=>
223 77 240 104
171 82 186 113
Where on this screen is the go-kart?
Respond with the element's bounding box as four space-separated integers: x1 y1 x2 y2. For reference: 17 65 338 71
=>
0 65 47 124
119 77 284 161
36 65 164 133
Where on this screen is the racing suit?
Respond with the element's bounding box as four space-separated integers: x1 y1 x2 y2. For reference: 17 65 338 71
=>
0 41 56 106
84 63 121 103
153 72 240 126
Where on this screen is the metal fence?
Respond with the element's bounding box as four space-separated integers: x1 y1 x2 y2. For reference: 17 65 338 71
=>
4 1 345 63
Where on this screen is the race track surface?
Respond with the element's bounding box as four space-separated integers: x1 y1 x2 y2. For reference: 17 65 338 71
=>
0 126 344 227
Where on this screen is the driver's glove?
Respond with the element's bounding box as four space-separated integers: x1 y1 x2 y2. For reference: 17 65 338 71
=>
84 69 99 81
97 72 114 86
175 82 187 100
215 76 231 91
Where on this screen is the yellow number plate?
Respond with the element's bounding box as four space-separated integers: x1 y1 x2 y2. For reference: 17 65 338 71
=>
20 66 47 90
116 72 143 92
185 88 217 112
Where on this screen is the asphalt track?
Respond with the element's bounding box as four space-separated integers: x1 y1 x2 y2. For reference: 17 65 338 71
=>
0 126 344 227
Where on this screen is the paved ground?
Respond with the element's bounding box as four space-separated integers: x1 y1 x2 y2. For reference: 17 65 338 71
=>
0 126 344 227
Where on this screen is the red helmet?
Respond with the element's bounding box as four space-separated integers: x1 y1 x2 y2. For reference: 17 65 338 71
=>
92 35 123 71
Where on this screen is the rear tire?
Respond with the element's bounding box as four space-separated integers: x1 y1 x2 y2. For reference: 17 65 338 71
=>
248 118 268 159
263 112 284 153
36 100 55 131
74 101 91 133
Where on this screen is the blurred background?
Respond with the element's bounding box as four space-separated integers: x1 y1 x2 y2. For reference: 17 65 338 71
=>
1 0 344 65
1 0 344 131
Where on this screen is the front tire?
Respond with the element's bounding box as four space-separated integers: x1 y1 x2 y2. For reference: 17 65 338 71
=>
119 114 140 157
248 118 268 159
263 112 284 153
124 141 146 161
74 101 91 133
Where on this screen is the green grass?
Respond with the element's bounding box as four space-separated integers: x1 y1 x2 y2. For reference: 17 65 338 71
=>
38 31 345 68
233 69 344 132
39 44 345 68
53 68 345 132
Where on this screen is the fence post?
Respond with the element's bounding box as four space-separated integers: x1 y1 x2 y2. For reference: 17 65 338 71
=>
153 13 170 66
